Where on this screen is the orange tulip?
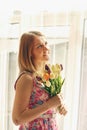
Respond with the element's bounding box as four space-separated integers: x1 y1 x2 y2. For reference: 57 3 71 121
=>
43 73 50 80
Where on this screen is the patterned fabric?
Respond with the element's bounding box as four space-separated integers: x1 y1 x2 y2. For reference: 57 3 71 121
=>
16 72 58 130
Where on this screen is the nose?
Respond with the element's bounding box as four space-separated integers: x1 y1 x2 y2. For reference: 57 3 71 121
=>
43 45 50 51
43 45 50 54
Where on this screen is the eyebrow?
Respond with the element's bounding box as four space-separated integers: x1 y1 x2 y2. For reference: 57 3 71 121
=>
35 42 46 46
34 43 42 47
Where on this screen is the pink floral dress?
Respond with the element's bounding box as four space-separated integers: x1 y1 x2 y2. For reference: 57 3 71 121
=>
15 72 58 130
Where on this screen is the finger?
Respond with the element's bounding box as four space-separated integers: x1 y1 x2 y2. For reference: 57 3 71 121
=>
59 106 67 115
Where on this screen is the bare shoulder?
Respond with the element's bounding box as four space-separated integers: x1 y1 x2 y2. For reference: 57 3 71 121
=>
15 72 33 91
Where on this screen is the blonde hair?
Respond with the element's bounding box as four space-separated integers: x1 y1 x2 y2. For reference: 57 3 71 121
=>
18 31 44 73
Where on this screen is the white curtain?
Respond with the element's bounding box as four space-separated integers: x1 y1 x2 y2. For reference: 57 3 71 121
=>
0 52 9 130
77 38 87 130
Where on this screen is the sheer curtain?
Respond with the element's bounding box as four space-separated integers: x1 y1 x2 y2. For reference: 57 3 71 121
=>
7 52 18 130
77 28 87 130
0 52 9 130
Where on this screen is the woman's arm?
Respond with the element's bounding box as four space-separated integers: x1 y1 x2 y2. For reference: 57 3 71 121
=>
12 74 62 125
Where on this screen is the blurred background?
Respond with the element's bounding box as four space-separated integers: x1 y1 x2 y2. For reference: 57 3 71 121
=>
0 0 87 130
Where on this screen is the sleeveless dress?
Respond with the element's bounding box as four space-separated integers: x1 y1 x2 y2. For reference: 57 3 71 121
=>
14 71 58 130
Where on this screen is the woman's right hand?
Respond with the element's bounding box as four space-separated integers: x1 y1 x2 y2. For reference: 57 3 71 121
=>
47 94 62 109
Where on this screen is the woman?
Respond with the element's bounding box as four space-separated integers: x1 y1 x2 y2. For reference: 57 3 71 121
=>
12 31 67 130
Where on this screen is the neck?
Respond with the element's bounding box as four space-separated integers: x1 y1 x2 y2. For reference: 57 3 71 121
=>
36 63 44 71
33 60 48 74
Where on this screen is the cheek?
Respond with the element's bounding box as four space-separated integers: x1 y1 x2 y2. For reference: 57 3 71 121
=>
32 50 43 59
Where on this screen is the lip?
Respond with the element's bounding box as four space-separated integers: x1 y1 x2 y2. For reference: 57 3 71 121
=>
43 54 49 56
43 54 49 60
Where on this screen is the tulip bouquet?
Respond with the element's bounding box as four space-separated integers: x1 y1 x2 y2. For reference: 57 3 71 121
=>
36 64 65 97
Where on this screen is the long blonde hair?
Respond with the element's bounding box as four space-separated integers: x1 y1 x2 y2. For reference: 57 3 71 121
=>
18 31 44 73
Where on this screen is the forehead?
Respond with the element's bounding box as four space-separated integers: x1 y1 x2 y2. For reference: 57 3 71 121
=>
33 35 46 45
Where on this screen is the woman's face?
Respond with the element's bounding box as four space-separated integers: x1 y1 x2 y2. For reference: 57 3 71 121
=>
31 35 50 65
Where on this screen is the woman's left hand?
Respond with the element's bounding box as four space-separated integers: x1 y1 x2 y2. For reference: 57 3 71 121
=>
58 104 67 115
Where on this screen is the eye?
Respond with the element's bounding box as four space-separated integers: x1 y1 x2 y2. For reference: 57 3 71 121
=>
37 44 43 48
